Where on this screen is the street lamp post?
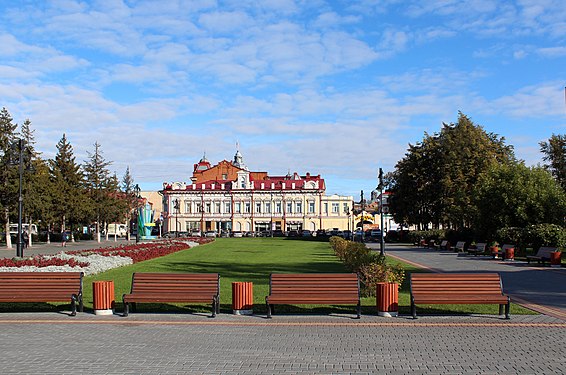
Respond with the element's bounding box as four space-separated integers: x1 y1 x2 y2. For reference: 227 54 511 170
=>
134 184 141 243
173 198 180 237
378 168 385 256
8 139 26 257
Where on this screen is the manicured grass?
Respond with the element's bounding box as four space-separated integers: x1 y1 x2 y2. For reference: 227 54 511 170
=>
0 238 536 315
82 238 534 316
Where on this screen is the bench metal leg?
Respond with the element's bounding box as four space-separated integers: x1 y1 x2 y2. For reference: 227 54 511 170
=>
123 296 129 317
78 293 84 313
411 296 417 319
211 296 217 318
266 297 272 319
504 298 510 319
356 302 361 319
498 304 504 316
70 296 77 317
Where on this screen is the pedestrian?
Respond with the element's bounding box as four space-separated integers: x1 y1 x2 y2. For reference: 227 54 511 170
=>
22 230 29 249
62 230 68 247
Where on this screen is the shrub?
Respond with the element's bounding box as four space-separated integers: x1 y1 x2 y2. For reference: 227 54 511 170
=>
329 236 348 260
523 224 566 250
359 257 405 297
342 241 378 273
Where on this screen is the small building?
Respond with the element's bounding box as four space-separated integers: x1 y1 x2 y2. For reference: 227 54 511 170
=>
160 150 353 234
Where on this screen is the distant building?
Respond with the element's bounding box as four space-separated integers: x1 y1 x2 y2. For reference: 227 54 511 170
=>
160 149 353 234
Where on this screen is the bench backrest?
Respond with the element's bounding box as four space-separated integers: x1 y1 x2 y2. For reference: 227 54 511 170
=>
475 243 487 251
440 240 448 247
535 247 557 257
269 273 359 297
454 241 466 249
0 272 83 297
410 273 504 296
130 273 219 296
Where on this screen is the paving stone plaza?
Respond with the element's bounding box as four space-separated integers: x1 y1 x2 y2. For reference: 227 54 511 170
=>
1 241 564 374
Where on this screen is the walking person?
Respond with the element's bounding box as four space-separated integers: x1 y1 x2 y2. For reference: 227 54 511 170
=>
61 230 68 247
22 230 29 250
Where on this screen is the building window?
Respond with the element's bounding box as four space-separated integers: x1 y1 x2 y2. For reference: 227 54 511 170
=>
308 201 315 214
275 201 282 214
265 202 271 213
206 202 212 213
215 202 221 213
343 203 349 213
225 202 231 213
286 202 292 214
235 202 241 213
185 202 191 214
255 202 261 213
324 203 328 214
196 203 202 213
295 202 302 214
245 202 251 213
332 203 339 213
222 173 228 180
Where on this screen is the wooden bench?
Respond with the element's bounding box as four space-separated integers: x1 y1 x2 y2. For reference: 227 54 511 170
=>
0 272 84 316
526 247 557 265
438 240 450 250
122 273 220 317
453 241 466 252
265 273 361 318
410 273 510 319
467 242 487 256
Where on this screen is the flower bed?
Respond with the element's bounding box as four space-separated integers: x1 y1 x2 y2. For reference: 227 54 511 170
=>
0 238 212 275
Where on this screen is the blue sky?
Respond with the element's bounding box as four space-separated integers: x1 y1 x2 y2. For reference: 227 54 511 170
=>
1 0 565 199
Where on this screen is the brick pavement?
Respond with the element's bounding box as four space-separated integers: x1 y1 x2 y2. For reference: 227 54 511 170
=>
0 313 564 374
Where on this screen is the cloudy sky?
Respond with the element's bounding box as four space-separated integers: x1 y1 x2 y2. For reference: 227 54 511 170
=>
1 0 565 198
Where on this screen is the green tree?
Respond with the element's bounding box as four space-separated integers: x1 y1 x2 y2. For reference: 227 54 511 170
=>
83 142 124 239
473 163 566 239
540 134 566 191
389 112 514 230
0 107 19 247
49 134 85 235
121 166 137 239
439 112 514 228
389 134 443 229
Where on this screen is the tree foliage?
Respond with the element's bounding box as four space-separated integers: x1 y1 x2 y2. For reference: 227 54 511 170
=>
540 134 566 191
473 163 566 239
389 112 515 230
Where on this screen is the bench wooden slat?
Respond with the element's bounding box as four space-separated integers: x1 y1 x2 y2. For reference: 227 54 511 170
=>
0 272 83 315
122 273 220 317
410 273 510 319
266 273 361 318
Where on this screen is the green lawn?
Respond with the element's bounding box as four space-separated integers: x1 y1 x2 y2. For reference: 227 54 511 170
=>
0 238 536 316
83 238 534 316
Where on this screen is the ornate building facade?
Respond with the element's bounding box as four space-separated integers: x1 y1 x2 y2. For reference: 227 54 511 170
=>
161 151 353 234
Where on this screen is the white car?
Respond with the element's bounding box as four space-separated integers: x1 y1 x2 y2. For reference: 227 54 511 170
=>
204 230 217 238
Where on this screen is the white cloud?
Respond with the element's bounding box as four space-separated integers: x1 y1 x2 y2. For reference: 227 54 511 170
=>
537 46 566 57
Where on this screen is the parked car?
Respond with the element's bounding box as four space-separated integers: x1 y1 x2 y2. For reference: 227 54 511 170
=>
232 231 243 238
204 230 217 238
220 230 230 238
272 230 285 237
316 229 327 237
190 230 202 237
370 229 384 239
301 230 312 237
342 230 352 240
287 230 300 237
